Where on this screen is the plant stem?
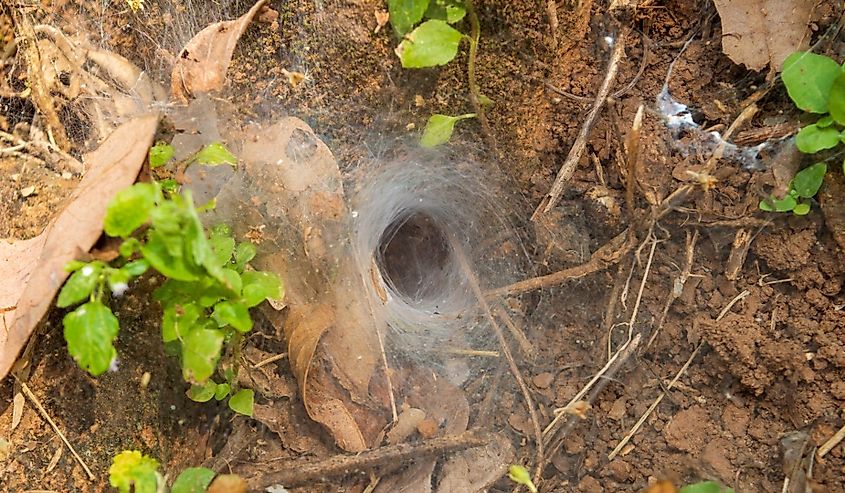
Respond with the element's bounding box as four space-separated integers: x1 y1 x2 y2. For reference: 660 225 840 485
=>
464 0 498 156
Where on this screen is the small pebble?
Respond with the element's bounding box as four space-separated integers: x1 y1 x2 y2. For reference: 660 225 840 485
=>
61 172 73 180
140 371 151 389
20 186 36 197
532 372 554 389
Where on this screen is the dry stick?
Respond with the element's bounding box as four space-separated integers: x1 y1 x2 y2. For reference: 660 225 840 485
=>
607 341 702 460
607 290 750 460
543 334 642 438
544 334 641 463
9 3 71 152
451 240 544 486
494 306 537 360
533 30 626 220
647 229 698 349
246 429 492 489
818 422 845 458
18 381 95 481
486 227 634 298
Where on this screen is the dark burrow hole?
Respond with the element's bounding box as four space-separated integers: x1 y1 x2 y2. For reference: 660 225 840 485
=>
377 211 454 303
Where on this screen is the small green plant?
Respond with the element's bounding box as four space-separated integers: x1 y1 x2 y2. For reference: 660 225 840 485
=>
388 0 488 146
109 450 217 493
760 51 845 215
759 162 826 215
58 142 282 416
507 464 537 493
679 480 734 493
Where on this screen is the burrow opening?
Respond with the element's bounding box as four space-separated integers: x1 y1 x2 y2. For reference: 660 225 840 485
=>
376 211 455 304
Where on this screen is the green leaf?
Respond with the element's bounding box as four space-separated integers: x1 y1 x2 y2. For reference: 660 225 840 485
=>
397 20 464 68
194 142 237 166
209 224 236 267
181 327 224 383
187 380 217 402
109 450 160 493
228 389 254 416
795 124 842 153
158 178 179 194
149 142 175 168
170 467 216 493
64 260 87 272
63 301 119 376
781 51 842 113
119 238 141 258
507 465 537 493
241 271 284 307
57 262 103 308
212 300 252 332
792 162 827 198
793 202 811 215
817 115 835 128
679 481 733 493
234 242 257 271
123 259 150 277
828 71 845 125
420 113 475 147
759 194 797 212
141 230 200 281
389 0 429 35
214 382 231 401
220 269 241 295
425 0 466 23
104 183 157 238
161 302 203 342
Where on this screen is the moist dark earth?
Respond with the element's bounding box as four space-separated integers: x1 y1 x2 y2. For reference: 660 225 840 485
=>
1 0 844 492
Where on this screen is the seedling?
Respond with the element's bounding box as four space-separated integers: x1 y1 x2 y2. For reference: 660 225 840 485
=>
760 51 845 215
507 464 537 493
58 142 282 416
388 0 488 146
759 162 826 215
109 450 218 493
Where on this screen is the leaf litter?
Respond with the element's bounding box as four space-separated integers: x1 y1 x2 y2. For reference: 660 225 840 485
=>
8 0 844 491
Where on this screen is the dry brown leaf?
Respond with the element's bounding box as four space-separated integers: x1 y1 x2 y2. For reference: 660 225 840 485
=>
0 114 159 380
11 392 24 431
210 116 383 452
713 0 814 71
171 0 269 102
434 433 514 493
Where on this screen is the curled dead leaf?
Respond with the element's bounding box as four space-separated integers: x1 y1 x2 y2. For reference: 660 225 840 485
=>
171 0 269 102
713 0 813 71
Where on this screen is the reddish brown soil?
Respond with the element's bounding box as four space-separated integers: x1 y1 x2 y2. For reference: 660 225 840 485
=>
1 1 844 492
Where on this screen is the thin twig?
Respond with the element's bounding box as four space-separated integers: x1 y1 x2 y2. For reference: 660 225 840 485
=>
18 381 95 481
533 30 627 219
543 334 642 439
647 229 698 349
246 429 492 489
818 422 845 458
251 352 287 369
452 239 544 486
494 306 536 360
544 334 641 465
607 290 748 460
607 342 702 460
9 2 71 152
486 228 634 298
